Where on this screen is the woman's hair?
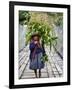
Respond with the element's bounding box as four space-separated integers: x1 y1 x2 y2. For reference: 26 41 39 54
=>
31 33 41 40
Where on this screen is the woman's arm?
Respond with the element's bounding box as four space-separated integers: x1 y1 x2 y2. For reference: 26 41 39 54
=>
37 43 42 48
29 42 36 50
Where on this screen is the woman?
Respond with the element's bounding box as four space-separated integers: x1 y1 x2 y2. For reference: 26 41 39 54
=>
29 33 45 78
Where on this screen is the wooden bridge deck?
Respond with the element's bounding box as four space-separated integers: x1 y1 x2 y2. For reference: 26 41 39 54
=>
19 46 63 79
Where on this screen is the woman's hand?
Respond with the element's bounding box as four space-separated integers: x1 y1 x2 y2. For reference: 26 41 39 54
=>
34 41 38 44
34 41 42 48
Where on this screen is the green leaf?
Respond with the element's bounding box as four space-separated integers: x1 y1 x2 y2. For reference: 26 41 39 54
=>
41 54 49 62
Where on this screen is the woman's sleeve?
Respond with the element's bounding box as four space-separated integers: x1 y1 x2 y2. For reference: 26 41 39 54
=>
29 43 36 50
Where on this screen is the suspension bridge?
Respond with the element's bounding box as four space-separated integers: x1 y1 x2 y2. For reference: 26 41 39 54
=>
19 45 63 79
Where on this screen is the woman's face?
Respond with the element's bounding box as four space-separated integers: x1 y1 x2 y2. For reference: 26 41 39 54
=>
33 36 39 41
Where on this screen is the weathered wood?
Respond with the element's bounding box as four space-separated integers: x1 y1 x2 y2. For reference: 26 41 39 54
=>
19 46 63 79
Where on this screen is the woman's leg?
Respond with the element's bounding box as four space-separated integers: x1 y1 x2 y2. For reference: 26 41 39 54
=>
39 69 41 78
34 69 37 78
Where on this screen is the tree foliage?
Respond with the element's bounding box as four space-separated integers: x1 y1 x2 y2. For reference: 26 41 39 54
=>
19 11 30 25
47 12 63 27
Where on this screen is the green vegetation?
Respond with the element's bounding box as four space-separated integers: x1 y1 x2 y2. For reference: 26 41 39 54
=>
19 11 63 62
47 12 63 27
41 54 49 62
19 11 30 25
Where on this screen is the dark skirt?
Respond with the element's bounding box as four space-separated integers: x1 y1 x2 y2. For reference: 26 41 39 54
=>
29 53 44 70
